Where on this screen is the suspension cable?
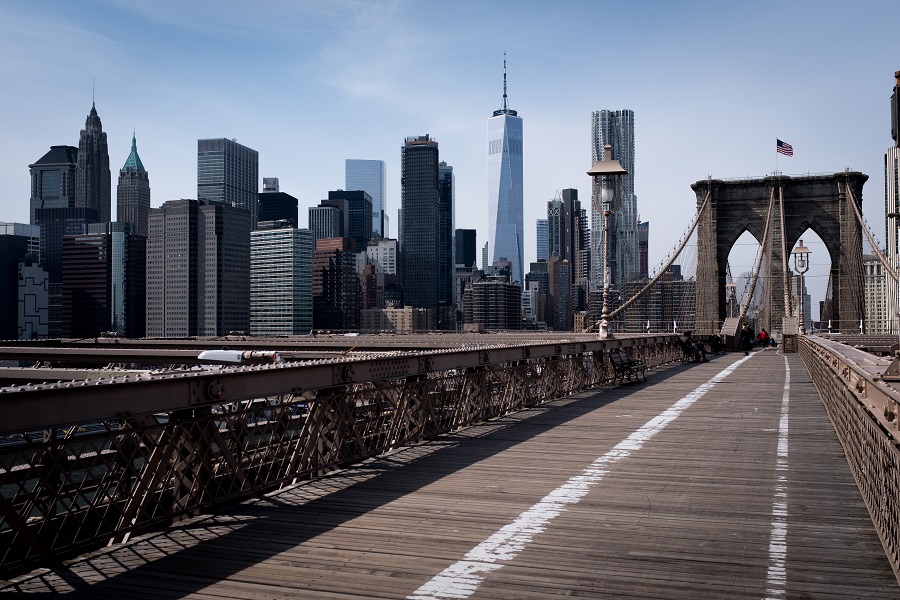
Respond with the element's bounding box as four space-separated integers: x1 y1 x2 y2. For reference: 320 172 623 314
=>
739 185 776 321
778 179 791 319
845 179 899 281
605 189 710 322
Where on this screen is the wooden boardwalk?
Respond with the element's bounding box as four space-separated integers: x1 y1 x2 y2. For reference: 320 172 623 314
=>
3 350 898 598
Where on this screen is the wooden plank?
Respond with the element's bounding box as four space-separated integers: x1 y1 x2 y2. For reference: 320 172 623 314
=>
2 351 897 598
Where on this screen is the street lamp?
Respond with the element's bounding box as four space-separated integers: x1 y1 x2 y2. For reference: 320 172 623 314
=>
587 143 628 339
791 239 811 335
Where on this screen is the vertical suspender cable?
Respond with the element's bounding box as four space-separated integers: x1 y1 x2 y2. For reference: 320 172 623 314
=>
739 186 775 321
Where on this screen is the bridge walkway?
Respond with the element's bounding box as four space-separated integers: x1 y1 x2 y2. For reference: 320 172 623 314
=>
3 349 898 598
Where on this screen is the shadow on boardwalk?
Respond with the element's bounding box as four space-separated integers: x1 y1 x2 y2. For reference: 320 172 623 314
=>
2 361 695 598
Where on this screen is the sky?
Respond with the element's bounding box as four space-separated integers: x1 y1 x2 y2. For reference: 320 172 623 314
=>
1 0 898 312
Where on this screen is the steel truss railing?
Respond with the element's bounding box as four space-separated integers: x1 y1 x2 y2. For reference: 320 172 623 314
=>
0 336 680 577
799 335 900 583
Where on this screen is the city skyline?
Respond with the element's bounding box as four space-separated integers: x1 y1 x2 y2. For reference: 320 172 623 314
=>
1 1 898 310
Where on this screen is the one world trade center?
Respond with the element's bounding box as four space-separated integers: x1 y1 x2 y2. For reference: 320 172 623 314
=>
487 57 523 285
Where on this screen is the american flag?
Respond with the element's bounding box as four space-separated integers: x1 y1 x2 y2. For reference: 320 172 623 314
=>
776 139 793 156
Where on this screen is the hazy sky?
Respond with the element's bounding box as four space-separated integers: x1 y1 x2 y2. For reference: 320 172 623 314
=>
1 1 897 309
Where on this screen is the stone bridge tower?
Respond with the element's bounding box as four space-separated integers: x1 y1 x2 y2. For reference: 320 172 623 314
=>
692 172 867 335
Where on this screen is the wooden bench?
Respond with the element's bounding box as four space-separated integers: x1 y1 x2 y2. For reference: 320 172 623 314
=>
609 349 647 384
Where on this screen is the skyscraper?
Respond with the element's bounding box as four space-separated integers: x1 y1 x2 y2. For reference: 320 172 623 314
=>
308 206 342 241
61 222 145 338
455 229 477 268
536 219 548 262
437 161 455 329
258 177 299 227
346 159 388 238
250 223 313 335
638 221 650 279
34 206 98 337
29 143 95 337
367 238 402 308
117 133 150 236
29 145 77 224
199 202 251 335
325 190 373 251
401 135 440 317
313 237 359 330
487 58 524 285
147 199 250 337
147 200 201 337
0 233 33 339
76 103 112 224
197 138 259 227
591 109 637 291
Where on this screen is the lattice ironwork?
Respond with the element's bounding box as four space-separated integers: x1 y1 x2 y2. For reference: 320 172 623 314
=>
799 336 900 584
1 338 680 577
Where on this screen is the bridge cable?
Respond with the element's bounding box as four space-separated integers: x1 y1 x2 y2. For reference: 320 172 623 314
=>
739 185 776 321
778 179 792 320
841 177 869 330
603 188 711 325
845 179 899 281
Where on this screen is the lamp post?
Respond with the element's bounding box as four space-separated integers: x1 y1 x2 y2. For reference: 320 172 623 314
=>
791 239 811 335
587 144 628 339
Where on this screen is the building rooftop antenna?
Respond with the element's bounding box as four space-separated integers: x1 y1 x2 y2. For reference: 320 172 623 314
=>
493 52 518 117
501 53 509 112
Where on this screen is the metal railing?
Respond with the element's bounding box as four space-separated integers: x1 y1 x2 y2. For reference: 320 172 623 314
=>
0 335 680 578
799 335 900 582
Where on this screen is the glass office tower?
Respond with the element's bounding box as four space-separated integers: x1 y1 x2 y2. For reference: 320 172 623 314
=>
401 135 440 316
487 59 524 285
346 159 387 238
197 138 259 227
250 224 313 335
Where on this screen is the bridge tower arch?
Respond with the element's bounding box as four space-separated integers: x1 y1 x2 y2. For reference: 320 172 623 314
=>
692 172 867 335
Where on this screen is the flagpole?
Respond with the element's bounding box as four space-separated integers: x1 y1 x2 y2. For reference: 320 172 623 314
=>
775 141 779 175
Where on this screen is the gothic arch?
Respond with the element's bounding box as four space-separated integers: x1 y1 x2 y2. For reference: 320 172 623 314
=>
692 172 867 334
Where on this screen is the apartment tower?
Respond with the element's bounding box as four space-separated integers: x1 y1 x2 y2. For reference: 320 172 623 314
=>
591 109 637 291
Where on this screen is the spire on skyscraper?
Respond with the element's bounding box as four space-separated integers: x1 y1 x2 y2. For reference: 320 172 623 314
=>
76 100 111 223
494 53 518 117
122 132 146 173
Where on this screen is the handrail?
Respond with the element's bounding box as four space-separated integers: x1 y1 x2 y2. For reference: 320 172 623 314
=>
799 335 900 582
0 335 681 578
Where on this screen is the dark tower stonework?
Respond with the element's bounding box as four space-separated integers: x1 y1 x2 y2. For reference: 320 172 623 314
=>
693 172 867 336
76 103 112 224
117 134 150 236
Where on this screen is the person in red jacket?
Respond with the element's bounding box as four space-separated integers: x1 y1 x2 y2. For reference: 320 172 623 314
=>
758 328 769 348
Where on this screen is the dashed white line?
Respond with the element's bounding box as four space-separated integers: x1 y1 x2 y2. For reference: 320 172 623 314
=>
407 354 754 600
765 356 790 599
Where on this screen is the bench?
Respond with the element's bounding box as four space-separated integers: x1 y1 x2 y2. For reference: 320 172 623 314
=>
676 337 696 362
609 349 647 384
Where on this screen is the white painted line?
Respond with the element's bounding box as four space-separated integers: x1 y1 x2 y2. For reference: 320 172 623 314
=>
407 354 755 600
765 356 790 599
